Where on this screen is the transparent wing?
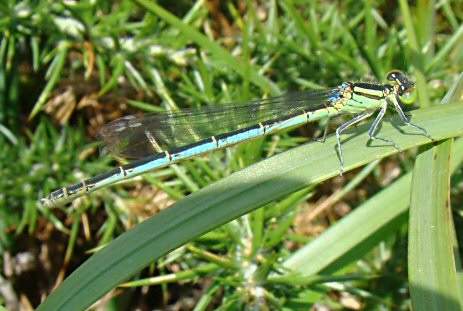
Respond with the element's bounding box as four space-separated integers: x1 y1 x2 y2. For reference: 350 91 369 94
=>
99 88 336 159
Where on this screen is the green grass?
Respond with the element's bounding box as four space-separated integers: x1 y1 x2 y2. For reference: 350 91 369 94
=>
37 103 463 310
1 0 462 310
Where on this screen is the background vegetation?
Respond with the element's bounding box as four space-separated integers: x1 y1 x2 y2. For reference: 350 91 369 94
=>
0 0 462 310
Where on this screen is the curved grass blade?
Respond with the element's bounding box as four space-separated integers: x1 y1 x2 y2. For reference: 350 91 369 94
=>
408 74 463 310
37 103 463 311
409 141 461 310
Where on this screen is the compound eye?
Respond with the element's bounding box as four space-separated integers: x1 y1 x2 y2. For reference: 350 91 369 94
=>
400 86 417 104
386 69 403 82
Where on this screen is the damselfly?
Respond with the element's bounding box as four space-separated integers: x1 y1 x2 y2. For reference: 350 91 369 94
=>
42 70 430 208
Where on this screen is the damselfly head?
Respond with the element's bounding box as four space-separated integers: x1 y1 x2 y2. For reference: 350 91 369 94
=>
387 70 416 104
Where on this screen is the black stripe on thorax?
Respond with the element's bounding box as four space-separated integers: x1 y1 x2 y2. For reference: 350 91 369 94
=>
351 82 387 100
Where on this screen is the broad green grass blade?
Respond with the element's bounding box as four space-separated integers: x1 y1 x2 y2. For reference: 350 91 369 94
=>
37 103 463 311
132 0 280 95
409 140 461 310
408 74 463 310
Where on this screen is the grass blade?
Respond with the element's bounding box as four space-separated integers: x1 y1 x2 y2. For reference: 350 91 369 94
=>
408 74 463 310
37 103 463 311
409 140 461 310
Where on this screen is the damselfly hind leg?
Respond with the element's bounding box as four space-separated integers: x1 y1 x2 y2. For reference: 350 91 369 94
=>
335 111 375 176
314 119 329 143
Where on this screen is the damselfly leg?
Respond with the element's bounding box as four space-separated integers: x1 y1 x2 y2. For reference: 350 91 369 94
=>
367 104 402 152
313 118 330 143
335 110 375 175
389 96 432 139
